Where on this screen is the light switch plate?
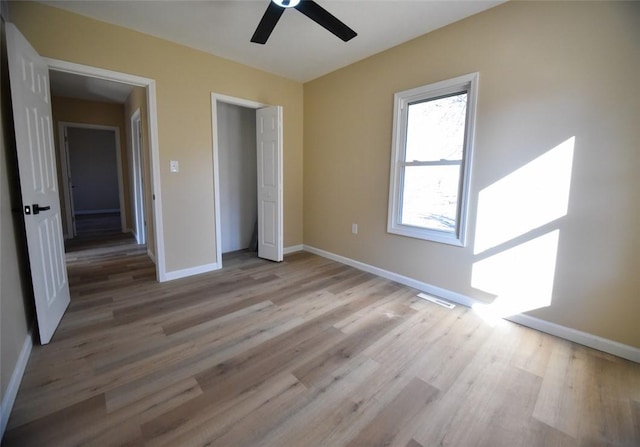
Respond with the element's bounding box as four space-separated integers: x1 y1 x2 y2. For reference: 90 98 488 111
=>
170 160 179 173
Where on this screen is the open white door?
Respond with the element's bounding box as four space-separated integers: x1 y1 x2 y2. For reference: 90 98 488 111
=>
6 23 70 344
256 106 283 262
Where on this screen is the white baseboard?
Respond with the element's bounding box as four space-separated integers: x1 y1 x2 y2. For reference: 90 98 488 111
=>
303 245 640 364
303 245 477 308
159 245 302 282
163 262 220 282
284 244 304 255
1 332 33 438
507 313 640 363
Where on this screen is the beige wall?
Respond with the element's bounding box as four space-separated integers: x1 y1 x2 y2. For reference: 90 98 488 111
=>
0 18 33 406
304 1 640 348
10 1 304 273
51 96 130 234
124 86 155 260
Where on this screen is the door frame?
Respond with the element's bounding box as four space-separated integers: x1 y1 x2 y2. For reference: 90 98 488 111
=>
211 92 283 267
58 122 126 238
46 58 167 281
130 109 146 245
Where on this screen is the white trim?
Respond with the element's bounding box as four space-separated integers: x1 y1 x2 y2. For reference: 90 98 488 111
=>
45 58 154 89
212 99 222 269
129 109 146 246
146 81 165 281
302 245 640 364
163 262 220 282
213 93 267 110
284 244 303 254
1 332 33 438
303 245 476 308
45 58 166 282
507 313 640 363
211 93 270 270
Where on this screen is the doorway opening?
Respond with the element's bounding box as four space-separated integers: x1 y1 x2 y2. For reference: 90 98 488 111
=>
46 58 166 281
217 102 258 262
59 123 126 238
211 93 283 268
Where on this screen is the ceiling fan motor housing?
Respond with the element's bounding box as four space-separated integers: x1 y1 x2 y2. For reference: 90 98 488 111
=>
252 0 357 45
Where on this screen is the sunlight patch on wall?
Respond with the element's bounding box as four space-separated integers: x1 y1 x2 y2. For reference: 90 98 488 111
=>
472 230 560 319
474 137 575 255
471 137 575 322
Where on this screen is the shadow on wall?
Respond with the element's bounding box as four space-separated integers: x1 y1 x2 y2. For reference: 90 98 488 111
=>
471 137 575 322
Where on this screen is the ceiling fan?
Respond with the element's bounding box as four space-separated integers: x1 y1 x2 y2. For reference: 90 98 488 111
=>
251 0 357 45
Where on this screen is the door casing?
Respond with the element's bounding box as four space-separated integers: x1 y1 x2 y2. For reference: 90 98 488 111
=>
130 109 146 245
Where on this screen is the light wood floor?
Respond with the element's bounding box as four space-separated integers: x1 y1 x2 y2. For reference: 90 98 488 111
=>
3 240 639 446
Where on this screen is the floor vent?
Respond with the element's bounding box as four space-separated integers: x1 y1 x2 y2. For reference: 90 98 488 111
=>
417 293 456 309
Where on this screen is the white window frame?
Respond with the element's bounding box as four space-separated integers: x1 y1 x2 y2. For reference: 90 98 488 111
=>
387 72 478 246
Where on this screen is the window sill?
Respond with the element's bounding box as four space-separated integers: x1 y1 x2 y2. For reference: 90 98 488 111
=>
387 225 465 247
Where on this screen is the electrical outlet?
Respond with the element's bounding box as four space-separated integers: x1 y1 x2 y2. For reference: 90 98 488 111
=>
352 223 358 234
170 160 179 173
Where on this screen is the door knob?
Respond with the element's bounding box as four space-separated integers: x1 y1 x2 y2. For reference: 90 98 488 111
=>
29 204 51 215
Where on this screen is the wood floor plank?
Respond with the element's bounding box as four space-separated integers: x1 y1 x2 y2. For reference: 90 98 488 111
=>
344 377 439 447
3 235 639 446
292 298 415 387
255 356 382 447
532 341 589 439
142 325 347 444
142 373 302 446
2 394 106 446
411 321 533 446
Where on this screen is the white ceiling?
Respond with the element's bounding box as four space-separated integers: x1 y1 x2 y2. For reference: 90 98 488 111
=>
49 70 135 103
42 0 505 83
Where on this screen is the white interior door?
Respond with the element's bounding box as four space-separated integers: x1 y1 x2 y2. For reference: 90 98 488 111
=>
256 106 283 262
7 23 70 344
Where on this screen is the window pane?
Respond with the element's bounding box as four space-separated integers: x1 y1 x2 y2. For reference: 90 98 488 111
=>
405 92 467 162
400 165 461 233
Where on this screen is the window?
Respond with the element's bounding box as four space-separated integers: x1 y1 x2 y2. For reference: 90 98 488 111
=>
388 73 478 246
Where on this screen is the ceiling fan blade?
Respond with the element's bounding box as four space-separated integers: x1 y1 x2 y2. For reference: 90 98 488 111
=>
295 0 357 42
251 2 286 44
